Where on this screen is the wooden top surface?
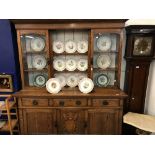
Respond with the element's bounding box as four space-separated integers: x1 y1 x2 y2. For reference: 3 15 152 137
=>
13 88 127 99
10 19 127 29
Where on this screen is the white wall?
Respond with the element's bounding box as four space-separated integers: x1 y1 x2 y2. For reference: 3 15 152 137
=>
125 20 155 116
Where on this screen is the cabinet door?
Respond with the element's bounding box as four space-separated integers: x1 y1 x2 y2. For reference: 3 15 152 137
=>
87 109 121 135
22 109 56 135
56 109 86 134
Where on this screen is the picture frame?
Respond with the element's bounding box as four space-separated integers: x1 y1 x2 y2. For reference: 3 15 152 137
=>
0 74 13 92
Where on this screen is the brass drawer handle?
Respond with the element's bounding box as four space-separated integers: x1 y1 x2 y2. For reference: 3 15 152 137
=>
102 101 109 106
59 101 64 106
32 100 38 106
76 100 81 106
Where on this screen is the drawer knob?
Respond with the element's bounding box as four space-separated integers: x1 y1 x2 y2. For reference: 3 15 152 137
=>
102 101 109 106
33 100 38 106
59 101 64 106
76 100 81 106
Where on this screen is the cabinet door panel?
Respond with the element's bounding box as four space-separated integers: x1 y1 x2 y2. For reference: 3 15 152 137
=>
87 109 120 135
126 62 150 113
57 109 86 135
23 109 55 135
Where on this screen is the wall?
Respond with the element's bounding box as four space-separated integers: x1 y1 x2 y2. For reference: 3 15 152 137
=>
0 19 21 92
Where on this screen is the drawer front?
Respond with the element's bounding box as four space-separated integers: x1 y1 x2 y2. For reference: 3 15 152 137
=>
92 99 119 107
50 99 87 107
21 98 49 107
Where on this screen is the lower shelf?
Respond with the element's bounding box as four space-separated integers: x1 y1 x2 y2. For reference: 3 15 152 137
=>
0 119 18 132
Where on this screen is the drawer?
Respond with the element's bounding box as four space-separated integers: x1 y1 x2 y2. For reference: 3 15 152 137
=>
92 99 119 107
50 99 87 107
21 98 49 107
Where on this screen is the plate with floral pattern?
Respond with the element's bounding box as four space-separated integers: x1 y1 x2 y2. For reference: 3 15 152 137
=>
53 58 66 71
53 41 64 53
77 40 88 53
46 78 61 94
65 40 77 53
31 37 45 52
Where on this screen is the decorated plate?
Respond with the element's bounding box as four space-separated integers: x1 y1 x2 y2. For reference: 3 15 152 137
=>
53 59 65 71
66 75 78 87
31 37 45 52
53 41 64 53
34 74 47 87
55 74 66 88
65 40 77 53
97 35 112 51
96 54 111 69
78 78 94 94
77 40 88 53
32 55 47 70
95 74 110 87
78 73 87 81
77 59 88 71
46 78 61 94
66 59 77 71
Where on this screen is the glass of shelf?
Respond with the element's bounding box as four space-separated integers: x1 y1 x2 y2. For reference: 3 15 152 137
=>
93 32 120 87
20 32 49 88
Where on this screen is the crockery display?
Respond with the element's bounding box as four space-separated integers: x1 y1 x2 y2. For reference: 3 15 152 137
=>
65 40 77 53
55 74 66 88
34 74 47 87
66 59 77 71
32 55 47 70
96 54 111 69
95 74 110 87
53 41 64 53
78 78 94 94
46 78 61 94
31 37 45 52
77 40 88 53
97 35 112 51
66 75 78 87
77 59 88 71
53 58 66 71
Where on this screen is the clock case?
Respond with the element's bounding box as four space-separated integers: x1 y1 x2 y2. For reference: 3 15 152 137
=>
124 25 155 134
125 25 155 59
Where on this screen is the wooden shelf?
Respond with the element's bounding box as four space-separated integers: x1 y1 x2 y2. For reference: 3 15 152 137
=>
93 67 118 71
94 51 118 54
24 68 48 72
54 69 87 73
53 51 88 55
24 51 46 54
0 101 16 110
0 119 18 132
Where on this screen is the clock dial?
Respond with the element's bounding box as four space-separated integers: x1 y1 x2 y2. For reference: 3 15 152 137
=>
133 37 152 56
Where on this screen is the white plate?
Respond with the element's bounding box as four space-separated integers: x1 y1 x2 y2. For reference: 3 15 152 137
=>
34 74 47 87
55 75 66 88
97 35 112 51
77 40 88 53
65 40 77 53
32 55 47 70
77 59 88 71
53 59 65 71
31 37 45 52
66 75 78 87
66 59 77 71
46 78 61 94
95 74 110 87
96 54 111 69
53 41 64 53
78 78 94 94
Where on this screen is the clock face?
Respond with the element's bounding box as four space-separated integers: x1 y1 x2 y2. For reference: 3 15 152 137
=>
133 37 153 56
